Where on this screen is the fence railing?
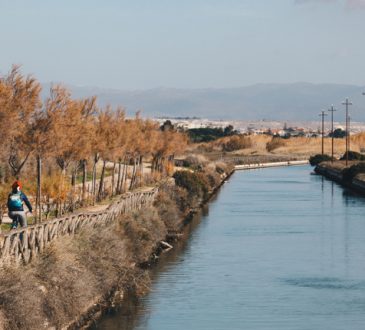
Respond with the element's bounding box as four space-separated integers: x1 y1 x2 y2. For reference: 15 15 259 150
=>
0 188 158 268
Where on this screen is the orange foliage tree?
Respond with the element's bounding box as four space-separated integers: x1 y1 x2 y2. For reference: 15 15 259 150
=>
0 65 187 222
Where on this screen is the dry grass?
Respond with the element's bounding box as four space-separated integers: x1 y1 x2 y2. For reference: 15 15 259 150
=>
274 137 348 157
266 137 286 152
351 132 365 152
0 214 159 329
122 207 167 262
154 184 186 232
190 132 365 160
232 135 363 158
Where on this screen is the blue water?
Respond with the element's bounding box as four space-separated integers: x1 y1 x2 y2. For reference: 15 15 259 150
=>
95 166 365 330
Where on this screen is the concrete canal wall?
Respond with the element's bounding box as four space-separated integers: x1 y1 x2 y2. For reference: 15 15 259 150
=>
315 163 365 195
235 160 309 171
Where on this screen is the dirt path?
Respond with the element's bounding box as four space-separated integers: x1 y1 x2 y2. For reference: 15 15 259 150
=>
1 163 154 226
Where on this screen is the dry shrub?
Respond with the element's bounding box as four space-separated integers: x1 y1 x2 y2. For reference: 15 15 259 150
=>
0 220 152 329
214 161 233 176
154 184 188 232
35 241 99 328
251 134 272 147
183 154 208 168
221 135 252 152
203 164 222 189
121 207 167 262
351 132 365 152
173 170 209 203
144 171 162 185
0 242 94 329
195 143 214 153
0 311 7 329
266 137 287 152
0 267 45 329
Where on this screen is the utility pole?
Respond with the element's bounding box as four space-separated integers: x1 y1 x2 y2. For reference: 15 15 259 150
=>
342 98 352 166
348 115 351 153
319 110 328 155
328 105 336 162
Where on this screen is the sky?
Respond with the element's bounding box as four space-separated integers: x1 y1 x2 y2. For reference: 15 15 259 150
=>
1 0 365 89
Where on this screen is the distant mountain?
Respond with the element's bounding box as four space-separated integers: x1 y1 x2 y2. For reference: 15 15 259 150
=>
41 82 365 121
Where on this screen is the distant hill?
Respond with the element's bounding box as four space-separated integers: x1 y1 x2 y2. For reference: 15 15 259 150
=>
41 82 365 121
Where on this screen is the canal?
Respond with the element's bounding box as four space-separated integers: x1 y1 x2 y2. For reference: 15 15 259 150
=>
94 165 365 330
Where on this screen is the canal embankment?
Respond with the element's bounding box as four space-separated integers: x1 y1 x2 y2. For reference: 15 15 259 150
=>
95 164 365 330
70 163 235 329
0 160 234 330
0 158 319 329
315 161 365 194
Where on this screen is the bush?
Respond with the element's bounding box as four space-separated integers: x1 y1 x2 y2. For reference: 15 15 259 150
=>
182 154 208 168
342 162 365 182
0 222 145 329
329 128 347 138
205 170 221 189
222 135 252 152
215 162 227 175
266 137 286 152
214 161 233 176
154 184 188 231
122 207 167 262
309 154 333 166
340 151 365 161
173 170 209 201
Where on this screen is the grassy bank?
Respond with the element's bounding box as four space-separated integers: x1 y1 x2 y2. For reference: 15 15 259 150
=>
0 160 233 329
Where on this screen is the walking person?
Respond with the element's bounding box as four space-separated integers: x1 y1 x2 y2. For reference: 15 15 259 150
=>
7 181 33 229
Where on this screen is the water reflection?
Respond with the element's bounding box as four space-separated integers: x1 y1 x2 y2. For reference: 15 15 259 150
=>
91 207 209 330
94 166 365 330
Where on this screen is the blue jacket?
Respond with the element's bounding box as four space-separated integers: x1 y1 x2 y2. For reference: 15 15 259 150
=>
7 191 32 212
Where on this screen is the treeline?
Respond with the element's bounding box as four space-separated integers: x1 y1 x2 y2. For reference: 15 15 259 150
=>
0 66 187 222
188 125 238 143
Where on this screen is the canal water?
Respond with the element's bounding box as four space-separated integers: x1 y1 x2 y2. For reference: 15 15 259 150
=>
94 165 365 330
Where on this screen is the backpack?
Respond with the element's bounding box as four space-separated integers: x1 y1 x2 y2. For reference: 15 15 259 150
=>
9 192 23 209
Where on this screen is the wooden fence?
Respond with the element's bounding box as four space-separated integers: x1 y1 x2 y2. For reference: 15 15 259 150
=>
0 188 158 268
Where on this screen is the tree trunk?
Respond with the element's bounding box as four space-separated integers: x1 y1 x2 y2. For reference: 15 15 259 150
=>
82 159 87 203
121 157 128 192
36 155 42 223
111 161 116 196
70 166 79 211
116 159 122 194
97 160 106 201
92 153 99 203
140 155 144 184
59 167 66 216
129 158 136 190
